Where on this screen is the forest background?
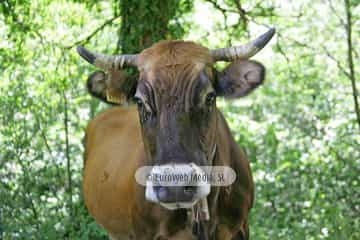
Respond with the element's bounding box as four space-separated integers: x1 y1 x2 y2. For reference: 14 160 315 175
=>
0 0 359 239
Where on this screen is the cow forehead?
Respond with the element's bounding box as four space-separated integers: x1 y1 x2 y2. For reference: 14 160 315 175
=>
138 40 212 67
137 40 214 92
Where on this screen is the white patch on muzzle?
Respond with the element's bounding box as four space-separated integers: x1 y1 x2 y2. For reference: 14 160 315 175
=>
145 163 211 209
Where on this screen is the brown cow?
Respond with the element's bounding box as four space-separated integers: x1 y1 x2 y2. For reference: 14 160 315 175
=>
78 28 275 240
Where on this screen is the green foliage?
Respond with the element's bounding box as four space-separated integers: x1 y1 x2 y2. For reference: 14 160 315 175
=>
0 0 359 239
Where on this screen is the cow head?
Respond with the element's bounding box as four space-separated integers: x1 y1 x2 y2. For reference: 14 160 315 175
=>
77 28 275 209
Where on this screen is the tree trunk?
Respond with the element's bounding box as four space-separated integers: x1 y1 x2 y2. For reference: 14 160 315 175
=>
119 0 179 53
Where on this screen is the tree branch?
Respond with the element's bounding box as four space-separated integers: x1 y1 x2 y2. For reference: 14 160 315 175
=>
344 0 360 130
275 39 298 79
327 0 346 27
203 0 237 13
65 15 120 49
322 46 351 79
234 0 248 25
203 0 234 44
62 89 73 225
35 116 63 180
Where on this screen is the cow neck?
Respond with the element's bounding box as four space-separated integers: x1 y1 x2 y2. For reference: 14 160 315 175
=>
191 110 219 240
191 108 219 240
208 106 219 166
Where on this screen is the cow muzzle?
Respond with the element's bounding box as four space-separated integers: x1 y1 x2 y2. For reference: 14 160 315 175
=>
145 163 211 210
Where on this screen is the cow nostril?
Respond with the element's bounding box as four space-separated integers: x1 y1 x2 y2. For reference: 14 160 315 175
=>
183 186 197 196
154 186 168 201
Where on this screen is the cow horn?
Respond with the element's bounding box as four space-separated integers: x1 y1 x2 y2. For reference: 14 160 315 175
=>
211 28 276 62
76 46 138 69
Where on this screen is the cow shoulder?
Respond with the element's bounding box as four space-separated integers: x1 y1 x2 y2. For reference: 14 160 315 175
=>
83 106 143 236
84 106 141 164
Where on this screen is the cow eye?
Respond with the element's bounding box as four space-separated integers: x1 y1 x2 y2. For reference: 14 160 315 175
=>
133 97 144 108
133 96 152 123
205 92 216 106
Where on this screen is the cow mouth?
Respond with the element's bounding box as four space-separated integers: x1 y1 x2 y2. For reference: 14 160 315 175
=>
159 201 198 210
144 163 211 209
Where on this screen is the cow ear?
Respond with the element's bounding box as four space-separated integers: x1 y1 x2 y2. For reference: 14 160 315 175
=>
215 60 265 98
87 70 137 105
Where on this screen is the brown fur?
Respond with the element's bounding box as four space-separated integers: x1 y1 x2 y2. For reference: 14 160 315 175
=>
137 40 212 70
